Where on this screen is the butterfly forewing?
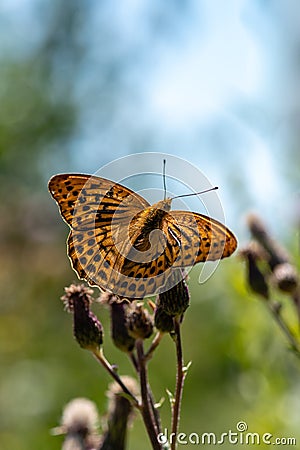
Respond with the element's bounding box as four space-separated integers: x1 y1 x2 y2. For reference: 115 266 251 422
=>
48 174 150 230
49 174 155 296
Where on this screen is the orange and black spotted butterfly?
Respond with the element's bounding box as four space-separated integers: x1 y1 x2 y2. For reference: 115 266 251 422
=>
49 173 237 298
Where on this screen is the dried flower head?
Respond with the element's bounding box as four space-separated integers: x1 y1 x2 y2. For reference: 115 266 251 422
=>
59 397 99 435
239 241 269 262
154 305 174 333
106 376 139 415
272 263 299 294
61 284 103 351
61 283 94 312
126 303 154 340
97 290 115 305
52 397 100 449
110 300 136 352
157 270 190 316
100 377 139 449
246 213 289 270
239 244 269 299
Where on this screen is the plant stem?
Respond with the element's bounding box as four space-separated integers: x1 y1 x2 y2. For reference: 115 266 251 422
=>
136 339 162 450
129 351 139 372
93 348 139 407
148 389 162 436
129 348 162 437
100 384 133 450
171 317 185 450
145 332 164 361
265 300 300 356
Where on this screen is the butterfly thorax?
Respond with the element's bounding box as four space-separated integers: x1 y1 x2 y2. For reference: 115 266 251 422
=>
128 198 172 250
131 198 171 229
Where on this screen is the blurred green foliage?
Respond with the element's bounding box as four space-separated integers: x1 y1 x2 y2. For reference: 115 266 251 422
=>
1 2 300 450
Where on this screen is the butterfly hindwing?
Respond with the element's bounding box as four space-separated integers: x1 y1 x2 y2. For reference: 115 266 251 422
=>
166 211 237 265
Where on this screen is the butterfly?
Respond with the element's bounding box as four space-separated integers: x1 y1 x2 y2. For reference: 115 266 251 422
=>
49 173 237 298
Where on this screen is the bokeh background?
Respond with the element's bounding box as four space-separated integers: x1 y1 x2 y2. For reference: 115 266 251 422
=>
1 0 300 448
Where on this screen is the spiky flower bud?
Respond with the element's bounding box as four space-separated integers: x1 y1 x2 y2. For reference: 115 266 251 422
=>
272 263 299 294
157 270 190 316
110 300 136 352
52 397 100 450
154 306 174 333
246 213 289 270
106 375 139 419
126 303 153 340
61 284 103 351
240 245 269 299
100 376 138 450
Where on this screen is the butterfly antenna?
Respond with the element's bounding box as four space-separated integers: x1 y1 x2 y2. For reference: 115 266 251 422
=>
172 186 218 200
163 159 167 200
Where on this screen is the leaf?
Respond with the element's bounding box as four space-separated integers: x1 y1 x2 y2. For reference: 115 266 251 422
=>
166 388 175 407
183 360 192 375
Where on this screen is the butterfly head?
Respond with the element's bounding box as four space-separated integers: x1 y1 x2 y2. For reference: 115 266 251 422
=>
153 198 172 212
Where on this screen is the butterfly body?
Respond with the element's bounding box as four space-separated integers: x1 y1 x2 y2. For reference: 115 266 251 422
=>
49 173 237 298
129 199 171 244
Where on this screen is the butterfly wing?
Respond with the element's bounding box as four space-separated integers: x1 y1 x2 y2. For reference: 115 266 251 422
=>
103 208 237 297
48 174 150 230
163 210 237 266
49 174 151 293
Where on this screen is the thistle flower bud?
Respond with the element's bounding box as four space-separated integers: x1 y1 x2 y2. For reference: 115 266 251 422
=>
62 284 94 312
100 377 138 450
154 306 174 333
106 376 139 418
272 263 298 294
61 284 103 351
157 270 190 316
52 397 100 450
246 213 289 270
126 303 153 340
240 245 269 299
110 301 136 352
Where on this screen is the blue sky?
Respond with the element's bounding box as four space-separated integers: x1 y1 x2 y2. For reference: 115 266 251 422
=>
2 0 299 238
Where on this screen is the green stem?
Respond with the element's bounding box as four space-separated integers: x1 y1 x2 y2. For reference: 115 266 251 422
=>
171 318 185 450
145 332 164 361
93 348 139 407
265 301 300 356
